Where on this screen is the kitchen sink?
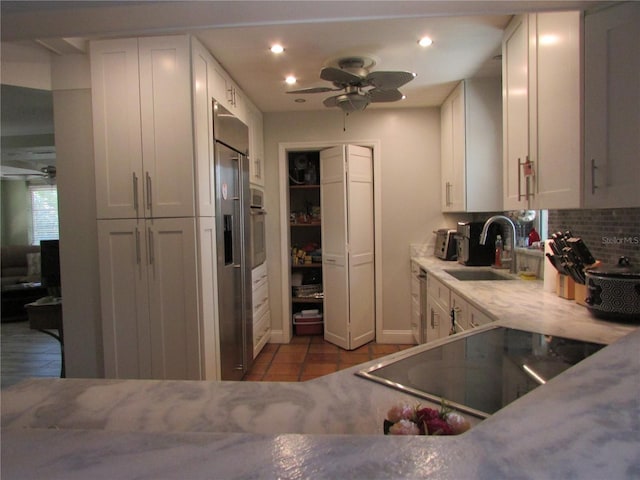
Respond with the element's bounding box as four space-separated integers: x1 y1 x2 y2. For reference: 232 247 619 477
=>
443 269 514 281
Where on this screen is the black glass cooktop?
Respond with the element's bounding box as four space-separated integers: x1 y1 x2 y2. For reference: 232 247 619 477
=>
357 326 604 418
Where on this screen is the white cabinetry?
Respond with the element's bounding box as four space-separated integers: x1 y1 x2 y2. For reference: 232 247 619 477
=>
502 12 582 210
451 291 493 332
251 262 271 357
425 275 451 342
91 36 196 220
584 3 640 208
248 104 265 186
98 217 208 380
410 261 422 344
417 270 495 343
209 59 247 124
91 35 220 380
450 291 469 332
441 78 502 212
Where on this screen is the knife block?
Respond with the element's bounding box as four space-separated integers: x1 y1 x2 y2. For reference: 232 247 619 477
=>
556 273 575 300
574 283 588 306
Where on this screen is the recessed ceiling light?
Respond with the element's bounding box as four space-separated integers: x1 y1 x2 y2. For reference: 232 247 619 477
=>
285 76 297 85
270 44 285 54
418 37 433 47
294 98 306 103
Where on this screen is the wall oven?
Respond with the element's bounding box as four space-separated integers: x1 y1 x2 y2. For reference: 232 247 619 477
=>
250 188 266 268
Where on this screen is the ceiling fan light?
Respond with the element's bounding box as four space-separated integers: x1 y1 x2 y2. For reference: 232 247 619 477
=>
418 37 433 47
285 76 297 85
337 93 370 112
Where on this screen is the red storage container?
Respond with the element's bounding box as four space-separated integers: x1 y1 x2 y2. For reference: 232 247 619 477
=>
293 313 323 335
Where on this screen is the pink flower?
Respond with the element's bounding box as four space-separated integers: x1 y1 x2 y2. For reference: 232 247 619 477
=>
445 412 471 435
425 417 454 436
386 403 415 423
388 419 421 435
416 407 440 422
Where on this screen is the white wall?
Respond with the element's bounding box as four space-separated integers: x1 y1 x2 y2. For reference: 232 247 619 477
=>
51 53 103 378
1 42 52 90
264 108 455 343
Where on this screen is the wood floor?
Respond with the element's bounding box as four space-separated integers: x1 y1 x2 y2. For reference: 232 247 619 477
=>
1 320 62 389
1 321 412 387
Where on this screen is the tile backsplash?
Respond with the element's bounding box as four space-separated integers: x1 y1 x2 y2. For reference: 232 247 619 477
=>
548 208 640 266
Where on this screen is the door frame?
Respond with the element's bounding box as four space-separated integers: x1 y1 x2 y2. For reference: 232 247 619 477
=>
276 140 382 344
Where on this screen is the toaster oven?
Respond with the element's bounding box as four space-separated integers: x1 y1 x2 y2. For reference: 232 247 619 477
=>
434 229 457 260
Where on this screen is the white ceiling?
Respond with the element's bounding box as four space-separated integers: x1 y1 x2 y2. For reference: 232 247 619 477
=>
1 0 609 114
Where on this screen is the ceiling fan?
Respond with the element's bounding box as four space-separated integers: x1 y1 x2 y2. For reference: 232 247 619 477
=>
287 56 416 112
1 165 57 180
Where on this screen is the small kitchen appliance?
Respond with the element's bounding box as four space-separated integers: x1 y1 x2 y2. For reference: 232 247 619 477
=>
434 229 457 260
456 221 497 266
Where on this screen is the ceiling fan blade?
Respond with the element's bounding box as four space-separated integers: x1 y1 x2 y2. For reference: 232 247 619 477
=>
320 67 363 85
366 71 416 90
286 87 336 94
369 88 404 103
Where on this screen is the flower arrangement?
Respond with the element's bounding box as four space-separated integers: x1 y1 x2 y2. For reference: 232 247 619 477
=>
383 400 471 436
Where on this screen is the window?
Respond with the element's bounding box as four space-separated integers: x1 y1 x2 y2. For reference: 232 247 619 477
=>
29 184 59 245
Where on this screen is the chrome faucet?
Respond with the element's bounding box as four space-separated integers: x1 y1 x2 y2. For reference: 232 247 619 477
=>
479 215 518 274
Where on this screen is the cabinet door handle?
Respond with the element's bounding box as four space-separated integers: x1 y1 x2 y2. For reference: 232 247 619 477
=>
145 172 153 215
135 227 141 265
147 226 154 266
133 172 139 215
591 159 598 194
445 182 451 206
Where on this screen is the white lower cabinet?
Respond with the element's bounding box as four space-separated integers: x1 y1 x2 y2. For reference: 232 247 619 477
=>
450 292 469 332
410 261 422 344
419 269 495 343
251 262 271 358
98 217 216 380
469 305 492 329
425 275 452 342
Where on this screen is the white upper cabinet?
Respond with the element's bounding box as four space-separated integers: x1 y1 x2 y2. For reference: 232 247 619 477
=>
138 36 196 219
502 12 582 210
208 57 247 124
441 78 502 212
91 35 196 219
584 3 640 208
91 38 144 220
191 39 216 217
248 104 265 186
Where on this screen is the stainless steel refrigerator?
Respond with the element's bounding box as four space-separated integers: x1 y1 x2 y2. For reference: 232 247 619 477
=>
213 100 252 380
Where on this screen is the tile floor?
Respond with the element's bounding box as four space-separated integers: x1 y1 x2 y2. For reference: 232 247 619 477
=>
1 320 62 389
243 335 413 382
0 321 412 387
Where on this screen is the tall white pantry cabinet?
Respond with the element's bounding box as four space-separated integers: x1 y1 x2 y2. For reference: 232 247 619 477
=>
91 35 241 380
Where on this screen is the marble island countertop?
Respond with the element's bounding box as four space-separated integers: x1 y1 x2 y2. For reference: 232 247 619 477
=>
2 258 639 479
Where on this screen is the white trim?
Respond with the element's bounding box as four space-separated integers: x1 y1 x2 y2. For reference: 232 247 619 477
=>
278 139 383 344
376 329 416 344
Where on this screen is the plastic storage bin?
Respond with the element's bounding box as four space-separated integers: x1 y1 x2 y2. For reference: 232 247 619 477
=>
293 312 323 335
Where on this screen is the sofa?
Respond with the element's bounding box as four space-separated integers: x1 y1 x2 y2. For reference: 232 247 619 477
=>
1 245 47 322
1 245 41 287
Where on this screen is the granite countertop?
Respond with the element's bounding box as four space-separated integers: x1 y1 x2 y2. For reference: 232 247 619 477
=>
2 258 639 479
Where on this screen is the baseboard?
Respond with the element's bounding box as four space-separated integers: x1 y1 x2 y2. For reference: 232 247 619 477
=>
376 329 416 344
268 329 286 344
